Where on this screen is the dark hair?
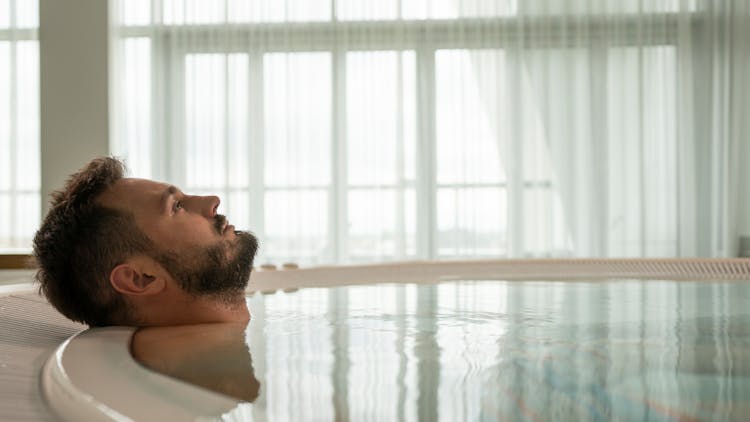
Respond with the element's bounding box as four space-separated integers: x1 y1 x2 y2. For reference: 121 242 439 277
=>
33 157 154 326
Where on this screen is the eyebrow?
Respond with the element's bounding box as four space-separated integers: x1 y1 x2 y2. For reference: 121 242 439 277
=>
161 185 179 214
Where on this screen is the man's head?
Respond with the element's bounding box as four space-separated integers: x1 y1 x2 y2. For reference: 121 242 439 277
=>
33 157 258 326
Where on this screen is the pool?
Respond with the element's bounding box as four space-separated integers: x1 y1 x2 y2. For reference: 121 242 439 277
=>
42 259 750 421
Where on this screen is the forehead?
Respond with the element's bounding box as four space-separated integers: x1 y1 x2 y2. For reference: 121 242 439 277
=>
98 177 170 217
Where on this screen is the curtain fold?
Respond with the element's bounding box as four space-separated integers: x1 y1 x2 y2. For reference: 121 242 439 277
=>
110 0 749 263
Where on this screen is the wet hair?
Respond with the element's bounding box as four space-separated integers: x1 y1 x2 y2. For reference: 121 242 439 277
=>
33 157 153 326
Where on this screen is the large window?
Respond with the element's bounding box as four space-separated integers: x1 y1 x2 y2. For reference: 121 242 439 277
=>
0 0 39 251
112 0 712 264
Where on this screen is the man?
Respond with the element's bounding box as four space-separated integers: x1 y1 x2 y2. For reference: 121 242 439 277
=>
33 157 259 326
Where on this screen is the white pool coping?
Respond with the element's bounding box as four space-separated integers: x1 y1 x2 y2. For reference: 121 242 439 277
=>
246 258 750 293
42 327 243 421
40 258 750 421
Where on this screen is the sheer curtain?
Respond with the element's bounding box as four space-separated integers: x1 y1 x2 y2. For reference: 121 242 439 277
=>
110 0 749 265
0 0 40 251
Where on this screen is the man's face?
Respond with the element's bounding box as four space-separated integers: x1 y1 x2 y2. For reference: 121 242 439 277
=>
100 178 258 300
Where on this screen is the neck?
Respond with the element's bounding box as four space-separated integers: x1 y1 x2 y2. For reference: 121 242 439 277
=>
137 292 250 326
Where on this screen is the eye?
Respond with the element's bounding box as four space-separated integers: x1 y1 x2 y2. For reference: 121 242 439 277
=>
172 200 184 213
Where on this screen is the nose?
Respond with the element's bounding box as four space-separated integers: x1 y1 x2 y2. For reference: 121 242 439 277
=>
186 195 220 218
204 195 220 218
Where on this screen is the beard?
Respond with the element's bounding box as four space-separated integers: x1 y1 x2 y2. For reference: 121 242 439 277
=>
154 228 259 304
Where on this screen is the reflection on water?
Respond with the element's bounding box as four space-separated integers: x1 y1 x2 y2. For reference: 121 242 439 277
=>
132 323 260 403
134 280 750 421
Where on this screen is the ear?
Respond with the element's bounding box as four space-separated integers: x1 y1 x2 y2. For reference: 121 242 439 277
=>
110 259 167 296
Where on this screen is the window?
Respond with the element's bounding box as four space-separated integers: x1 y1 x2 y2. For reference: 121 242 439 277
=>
346 51 417 261
0 0 39 251
112 0 701 263
435 50 509 257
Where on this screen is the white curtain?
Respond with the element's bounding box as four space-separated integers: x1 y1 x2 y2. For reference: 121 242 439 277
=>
110 0 750 265
0 0 40 251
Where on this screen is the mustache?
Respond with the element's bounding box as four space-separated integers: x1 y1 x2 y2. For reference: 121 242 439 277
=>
213 214 227 234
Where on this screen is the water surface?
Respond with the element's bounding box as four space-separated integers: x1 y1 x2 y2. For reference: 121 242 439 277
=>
134 279 750 421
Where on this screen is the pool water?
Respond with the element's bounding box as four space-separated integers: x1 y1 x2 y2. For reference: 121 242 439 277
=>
133 279 750 421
